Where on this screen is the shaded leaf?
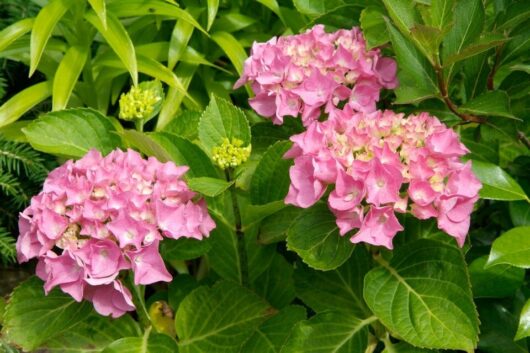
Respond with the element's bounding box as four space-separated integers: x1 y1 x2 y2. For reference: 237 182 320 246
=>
487 226 530 268
471 160 528 201
459 90 517 119
469 255 525 298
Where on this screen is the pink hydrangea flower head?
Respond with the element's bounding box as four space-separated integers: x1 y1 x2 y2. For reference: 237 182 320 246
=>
235 25 398 126
284 108 481 249
17 148 216 317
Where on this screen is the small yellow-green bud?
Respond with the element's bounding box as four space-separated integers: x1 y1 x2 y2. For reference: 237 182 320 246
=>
212 138 251 169
119 86 161 121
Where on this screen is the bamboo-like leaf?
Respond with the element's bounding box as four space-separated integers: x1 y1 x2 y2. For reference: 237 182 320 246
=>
106 0 206 35
85 10 138 85
168 14 195 70
0 81 52 129
0 18 34 53
207 0 219 31
88 0 107 29
210 31 247 75
52 45 89 111
30 0 72 76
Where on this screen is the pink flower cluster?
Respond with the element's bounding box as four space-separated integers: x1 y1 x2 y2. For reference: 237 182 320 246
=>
234 25 397 126
285 107 481 249
17 149 215 317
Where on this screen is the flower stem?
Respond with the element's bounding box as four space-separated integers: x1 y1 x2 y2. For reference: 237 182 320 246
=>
129 275 151 328
225 169 249 287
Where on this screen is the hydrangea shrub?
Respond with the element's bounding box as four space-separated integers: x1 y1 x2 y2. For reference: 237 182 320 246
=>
1 1 530 353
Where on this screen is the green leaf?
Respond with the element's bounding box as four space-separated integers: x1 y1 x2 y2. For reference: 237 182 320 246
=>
364 239 479 351
501 27 530 65
168 275 199 312
0 81 52 129
168 11 196 70
382 0 419 35
121 129 172 162
175 281 274 353
516 299 530 340
252 253 296 309
469 255 525 298
107 0 206 35
384 342 440 353
250 141 292 205
471 160 528 201
258 207 301 245
149 132 220 178
211 12 256 33
459 90 517 119
210 32 247 76
429 0 455 30
487 226 530 268
294 246 371 316
240 305 306 353
23 108 122 158
510 201 530 226
86 10 138 85
44 314 141 353
198 95 251 154
102 332 179 353
30 0 72 76
52 45 89 111
409 24 444 65
281 312 374 353
161 237 212 261
292 0 345 17
287 203 354 271
163 111 201 141
207 0 219 31
386 21 439 104
1 277 93 351
442 0 484 78
188 177 233 197
360 7 389 49
88 0 107 28
444 34 507 65
0 18 34 53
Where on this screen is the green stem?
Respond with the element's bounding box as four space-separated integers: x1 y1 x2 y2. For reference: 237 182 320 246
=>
381 333 397 353
135 119 145 132
225 169 249 287
129 275 151 328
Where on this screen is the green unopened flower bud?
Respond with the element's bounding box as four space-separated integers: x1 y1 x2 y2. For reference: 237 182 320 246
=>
119 86 161 121
212 138 251 169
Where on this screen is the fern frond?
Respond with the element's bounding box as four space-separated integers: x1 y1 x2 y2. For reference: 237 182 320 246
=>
0 171 28 207
0 137 48 181
0 227 16 265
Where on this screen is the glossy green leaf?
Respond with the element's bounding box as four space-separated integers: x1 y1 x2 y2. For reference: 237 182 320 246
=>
252 253 296 309
487 226 530 268
0 18 34 53
516 299 530 340
107 0 206 35
501 27 530 65
188 177 233 197
207 0 219 31
211 13 256 33
360 7 388 49
161 237 212 262
22 108 122 158
382 0 419 35
210 32 247 75
256 0 285 24
168 12 196 70
52 45 89 111
30 0 72 76
496 2 530 32
175 281 274 353
102 332 179 353
510 201 530 227
410 24 444 64
384 342 440 353
121 129 172 162
444 34 507 65
469 255 525 298
198 95 251 154
1 277 93 351
293 0 346 17
163 111 201 141
88 0 107 28
149 132 220 178
386 21 439 104
258 207 301 245
459 90 517 119
250 141 292 205
0 81 52 129
43 315 141 353
471 160 528 201
429 0 455 30
86 10 138 85
442 0 484 79
281 312 375 353
241 305 306 353
294 246 371 316
287 203 354 271
364 239 479 351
